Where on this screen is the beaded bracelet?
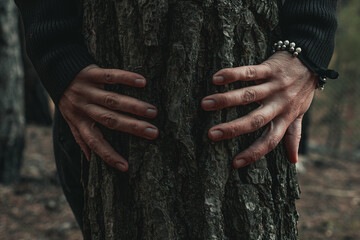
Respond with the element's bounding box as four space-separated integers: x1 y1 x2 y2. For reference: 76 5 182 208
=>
273 40 302 57
317 76 327 91
273 40 327 90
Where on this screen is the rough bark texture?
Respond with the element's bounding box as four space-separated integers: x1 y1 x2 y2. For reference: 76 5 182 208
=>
0 0 25 184
81 0 300 239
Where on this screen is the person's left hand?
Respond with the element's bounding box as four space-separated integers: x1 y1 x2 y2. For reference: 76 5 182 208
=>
201 51 317 168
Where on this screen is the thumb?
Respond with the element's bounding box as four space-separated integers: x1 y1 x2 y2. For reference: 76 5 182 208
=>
284 115 304 164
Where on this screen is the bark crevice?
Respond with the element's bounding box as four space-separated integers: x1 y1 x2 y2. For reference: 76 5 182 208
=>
81 0 299 239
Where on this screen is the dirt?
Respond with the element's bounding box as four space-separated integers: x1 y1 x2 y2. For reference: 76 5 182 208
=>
0 125 359 240
0 125 82 240
297 153 360 240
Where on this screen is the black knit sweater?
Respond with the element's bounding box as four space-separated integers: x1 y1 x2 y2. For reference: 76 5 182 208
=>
15 0 338 105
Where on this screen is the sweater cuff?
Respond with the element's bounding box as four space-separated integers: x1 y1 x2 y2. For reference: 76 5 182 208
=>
297 54 339 80
39 44 95 105
280 0 339 79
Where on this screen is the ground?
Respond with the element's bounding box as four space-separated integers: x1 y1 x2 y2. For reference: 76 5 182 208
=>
0 125 359 240
0 125 82 240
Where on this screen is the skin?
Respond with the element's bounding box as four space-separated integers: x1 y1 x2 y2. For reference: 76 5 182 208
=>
58 51 316 172
59 65 159 172
201 51 316 168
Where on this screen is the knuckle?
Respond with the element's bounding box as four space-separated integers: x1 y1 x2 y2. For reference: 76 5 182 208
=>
104 70 115 83
68 83 82 95
134 105 146 115
281 76 293 88
271 61 283 74
261 62 271 72
287 130 302 140
220 68 234 81
124 101 142 114
221 68 231 76
263 61 284 78
268 136 280 150
245 67 257 79
128 121 141 133
227 126 238 139
217 93 230 107
223 124 240 139
251 115 265 130
242 89 257 104
101 113 118 129
102 153 114 164
87 137 98 150
249 150 262 163
104 95 117 108
63 93 80 109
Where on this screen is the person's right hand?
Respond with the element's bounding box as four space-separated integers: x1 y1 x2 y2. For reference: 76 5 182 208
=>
58 65 159 172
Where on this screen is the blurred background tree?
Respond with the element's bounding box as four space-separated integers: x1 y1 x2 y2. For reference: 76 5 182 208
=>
310 0 360 157
0 0 52 185
0 0 25 184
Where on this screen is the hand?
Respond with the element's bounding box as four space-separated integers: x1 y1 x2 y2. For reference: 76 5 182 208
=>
58 65 159 172
201 51 317 168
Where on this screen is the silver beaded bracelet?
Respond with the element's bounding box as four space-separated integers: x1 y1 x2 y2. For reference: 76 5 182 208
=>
273 40 327 90
273 40 302 57
317 76 327 91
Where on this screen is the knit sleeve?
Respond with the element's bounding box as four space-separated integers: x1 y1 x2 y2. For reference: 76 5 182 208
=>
15 0 95 105
280 0 339 79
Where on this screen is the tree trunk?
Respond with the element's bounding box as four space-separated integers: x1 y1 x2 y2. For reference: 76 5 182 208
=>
81 0 300 239
0 0 25 184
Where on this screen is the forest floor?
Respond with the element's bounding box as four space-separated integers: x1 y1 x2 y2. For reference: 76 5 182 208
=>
0 125 359 240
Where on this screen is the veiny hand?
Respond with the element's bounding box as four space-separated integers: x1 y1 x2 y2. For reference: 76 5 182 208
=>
59 65 159 172
201 51 317 168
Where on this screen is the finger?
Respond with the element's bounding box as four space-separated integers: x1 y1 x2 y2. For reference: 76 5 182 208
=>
208 100 283 141
232 117 288 168
284 115 303 164
86 87 158 118
88 67 147 87
83 104 159 140
67 120 91 161
212 64 272 85
77 120 129 171
202 82 274 111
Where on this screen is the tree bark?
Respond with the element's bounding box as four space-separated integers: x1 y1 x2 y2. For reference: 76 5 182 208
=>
0 0 25 184
81 0 300 239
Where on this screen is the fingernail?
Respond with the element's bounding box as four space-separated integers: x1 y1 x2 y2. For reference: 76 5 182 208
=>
235 159 247 168
144 127 158 139
202 99 215 108
213 76 224 84
145 108 157 118
210 130 223 139
115 162 126 171
135 78 146 86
